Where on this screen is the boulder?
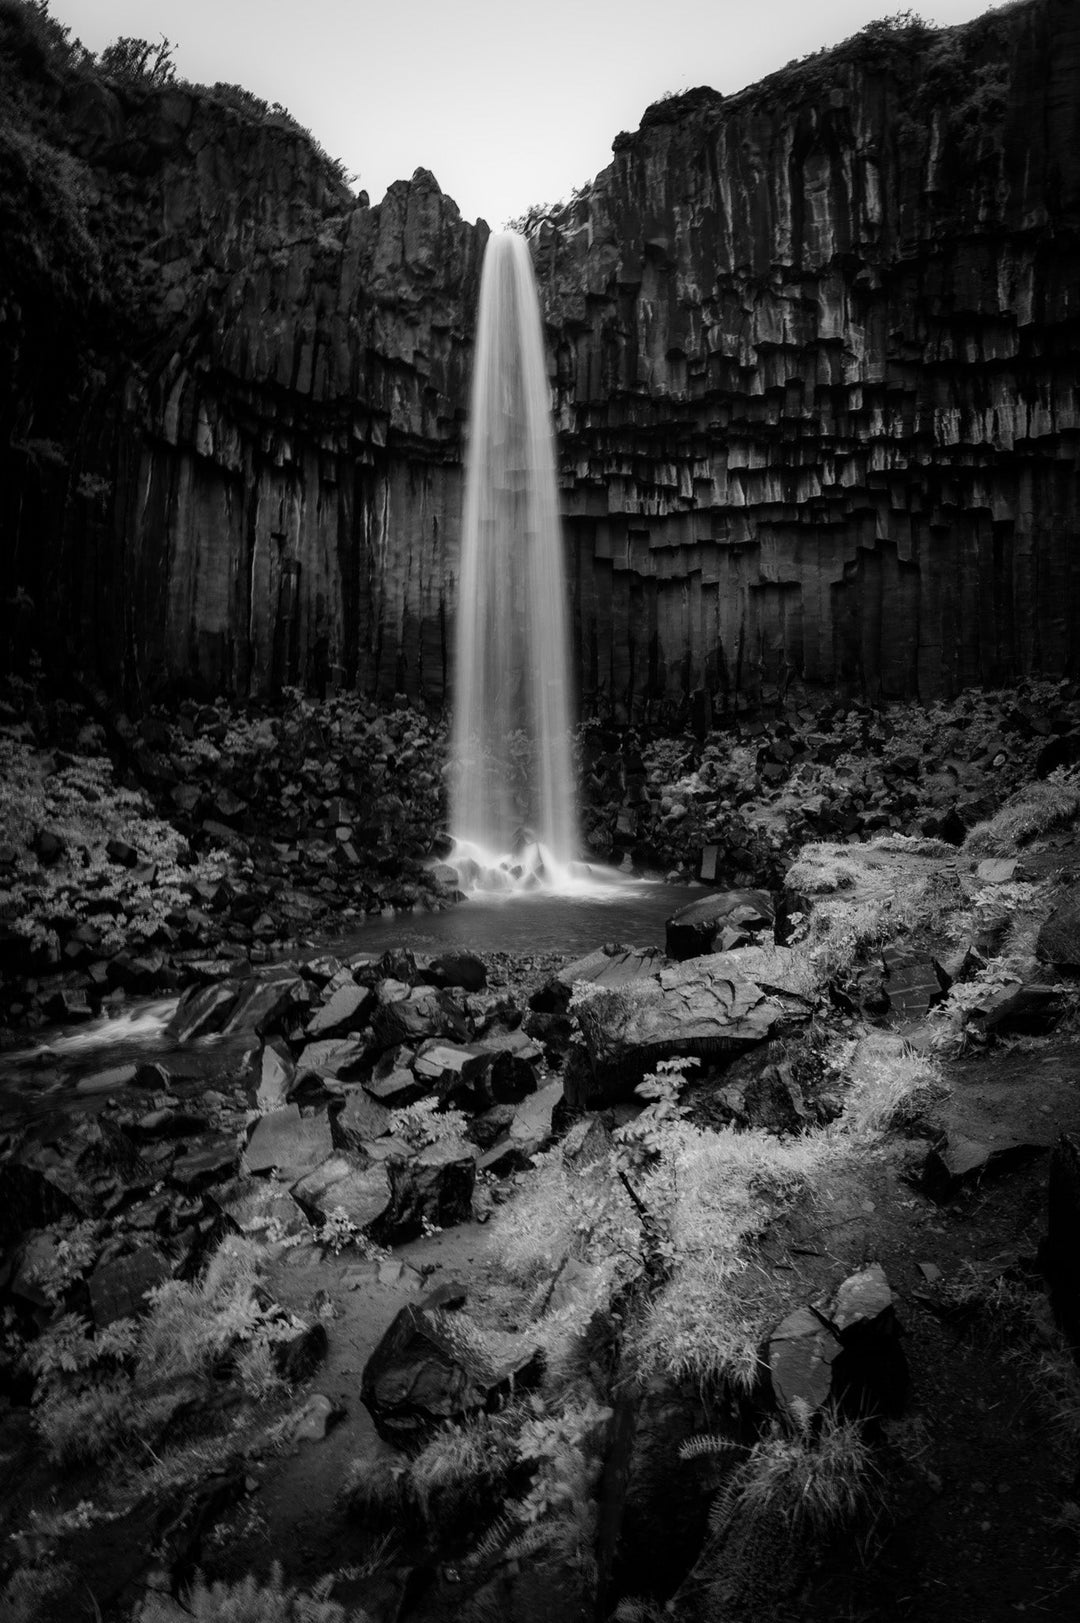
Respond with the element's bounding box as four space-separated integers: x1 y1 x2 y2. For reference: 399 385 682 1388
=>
882 950 948 1020
383 1140 477 1239
167 981 241 1042
295 1035 367 1080
570 949 814 1107
290 1154 392 1234
412 1040 487 1098
222 974 308 1037
244 1107 334 1179
333 1086 392 1150
665 890 775 962
361 1293 543 1445
767 1263 905 1423
1036 883 1080 970
252 1040 296 1112
767 1306 841 1420
220 1180 311 1242
371 985 468 1049
422 952 487 993
305 980 375 1040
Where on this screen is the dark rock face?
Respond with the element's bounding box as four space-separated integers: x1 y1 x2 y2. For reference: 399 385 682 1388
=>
361 1291 542 1445
3 3 1080 710
545 0 1080 713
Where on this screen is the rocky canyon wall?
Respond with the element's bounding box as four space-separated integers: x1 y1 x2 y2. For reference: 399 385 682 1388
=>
1 0 1078 713
541 0 1080 713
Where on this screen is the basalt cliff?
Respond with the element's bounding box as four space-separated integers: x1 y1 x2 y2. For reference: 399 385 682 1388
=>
1 0 1078 715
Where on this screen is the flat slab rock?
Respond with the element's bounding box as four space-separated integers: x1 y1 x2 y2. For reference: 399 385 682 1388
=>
244 1106 334 1178
573 945 814 1104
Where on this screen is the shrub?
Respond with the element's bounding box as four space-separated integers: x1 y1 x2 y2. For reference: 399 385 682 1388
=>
96 34 176 88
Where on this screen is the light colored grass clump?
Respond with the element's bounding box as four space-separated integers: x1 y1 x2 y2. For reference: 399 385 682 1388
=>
834 1031 943 1138
963 769 1080 858
628 1124 838 1392
786 841 963 978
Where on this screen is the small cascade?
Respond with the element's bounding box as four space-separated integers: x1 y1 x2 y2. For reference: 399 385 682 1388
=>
448 231 582 895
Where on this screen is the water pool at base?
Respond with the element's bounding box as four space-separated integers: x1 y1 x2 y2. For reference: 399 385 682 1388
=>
331 880 704 960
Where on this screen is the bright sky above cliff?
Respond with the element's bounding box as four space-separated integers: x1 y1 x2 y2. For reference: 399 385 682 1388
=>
56 0 1009 227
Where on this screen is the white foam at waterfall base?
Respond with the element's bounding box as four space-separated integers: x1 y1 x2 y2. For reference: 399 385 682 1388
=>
444 837 652 901
449 231 587 894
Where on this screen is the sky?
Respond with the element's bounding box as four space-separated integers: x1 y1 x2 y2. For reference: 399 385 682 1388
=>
54 0 1007 227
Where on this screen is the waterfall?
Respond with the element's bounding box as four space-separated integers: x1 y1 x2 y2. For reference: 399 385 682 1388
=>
448 231 580 891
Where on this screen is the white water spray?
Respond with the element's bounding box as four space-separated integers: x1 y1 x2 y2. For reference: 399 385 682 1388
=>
449 232 582 893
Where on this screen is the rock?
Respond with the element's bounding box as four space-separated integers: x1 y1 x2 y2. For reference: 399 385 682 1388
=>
105 838 139 868
244 1107 334 1179
286 1391 342 1444
383 1139 476 1238
531 943 666 1013
222 974 307 1036
967 979 1063 1036
77 1062 137 1094
1044 1133 1080 1349
167 981 241 1042
371 985 468 1049
168 1133 239 1192
472 1030 544 1104
571 950 813 1107
305 980 374 1039
829 1261 907 1418
883 951 947 1020
767 1305 842 1420
220 1180 311 1242
295 1036 367 1079
768 1263 905 1423
271 1319 328 1384
422 952 487 992
252 1040 296 1112
47 987 94 1022
976 857 1018 884
290 1154 392 1233
88 1244 173 1328
1037 883 1080 969
923 1131 1045 1200
33 828 65 864
333 1086 392 1149
412 1040 487 1098
561 1115 614 1171
665 890 775 961
361 1294 543 1445
508 1079 562 1150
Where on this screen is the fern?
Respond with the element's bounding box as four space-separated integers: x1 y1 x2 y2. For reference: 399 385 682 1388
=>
678 1432 747 1463
138 1561 371 1622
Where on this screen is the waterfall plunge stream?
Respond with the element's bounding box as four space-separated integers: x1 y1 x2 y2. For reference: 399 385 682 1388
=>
448 232 587 894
